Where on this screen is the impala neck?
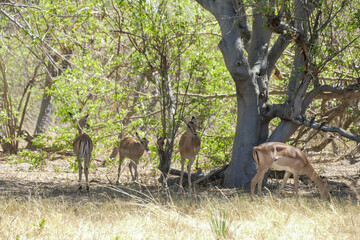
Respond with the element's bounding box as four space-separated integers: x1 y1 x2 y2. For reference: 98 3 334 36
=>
304 165 330 201
77 125 83 136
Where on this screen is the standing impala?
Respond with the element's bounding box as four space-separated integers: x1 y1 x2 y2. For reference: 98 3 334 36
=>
116 132 149 184
179 116 201 193
73 115 93 192
250 142 330 201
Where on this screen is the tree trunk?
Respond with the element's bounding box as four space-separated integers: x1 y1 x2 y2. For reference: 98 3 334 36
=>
223 89 262 187
195 0 300 188
158 72 176 182
27 60 59 149
212 2 272 188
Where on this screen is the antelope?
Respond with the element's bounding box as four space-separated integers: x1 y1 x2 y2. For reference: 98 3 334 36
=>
73 115 93 192
178 116 201 193
250 142 330 201
116 132 149 184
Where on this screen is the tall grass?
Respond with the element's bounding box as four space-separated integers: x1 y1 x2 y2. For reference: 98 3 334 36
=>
0 193 359 240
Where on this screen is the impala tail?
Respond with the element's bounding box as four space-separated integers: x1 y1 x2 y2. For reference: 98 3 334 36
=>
252 149 260 166
80 140 91 160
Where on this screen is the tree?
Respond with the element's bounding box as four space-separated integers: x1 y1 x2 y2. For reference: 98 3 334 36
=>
194 0 360 187
106 0 236 182
1 1 76 150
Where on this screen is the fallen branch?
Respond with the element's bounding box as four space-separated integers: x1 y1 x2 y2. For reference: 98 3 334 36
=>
166 164 228 186
193 164 228 185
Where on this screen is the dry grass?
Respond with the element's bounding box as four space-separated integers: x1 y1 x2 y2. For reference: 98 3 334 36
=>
0 191 360 240
1 153 360 239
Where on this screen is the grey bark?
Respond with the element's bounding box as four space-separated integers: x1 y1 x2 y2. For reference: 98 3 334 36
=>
27 60 60 149
158 68 177 182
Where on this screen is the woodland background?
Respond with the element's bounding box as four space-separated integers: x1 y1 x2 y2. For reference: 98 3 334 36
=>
0 0 358 177
1 0 360 239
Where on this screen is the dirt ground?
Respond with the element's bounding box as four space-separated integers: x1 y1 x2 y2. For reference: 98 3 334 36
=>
0 151 360 202
0 152 163 202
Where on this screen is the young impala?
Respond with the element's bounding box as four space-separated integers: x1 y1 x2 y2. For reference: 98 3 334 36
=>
250 142 330 201
73 115 93 192
179 116 201 193
116 132 149 184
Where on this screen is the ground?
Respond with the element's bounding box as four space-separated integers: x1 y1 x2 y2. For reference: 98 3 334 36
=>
0 150 360 202
1 151 360 240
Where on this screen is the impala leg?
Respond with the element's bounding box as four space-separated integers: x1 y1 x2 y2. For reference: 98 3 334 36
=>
84 154 90 192
133 161 138 181
77 156 83 191
250 172 260 197
277 171 291 194
117 155 125 185
129 160 138 181
187 162 192 194
178 156 185 193
129 161 134 180
250 170 265 197
251 168 269 197
293 171 299 196
256 170 267 197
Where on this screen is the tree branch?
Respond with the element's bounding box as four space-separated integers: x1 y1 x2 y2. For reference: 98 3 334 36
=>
267 34 292 79
0 7 109 83
193 0 213 13
248 2 272 69
233 0 251 46
293 115 360 142
302 83 360 112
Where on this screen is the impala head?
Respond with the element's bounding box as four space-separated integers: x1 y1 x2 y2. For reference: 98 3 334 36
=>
157 136 166 151
186 116 198 137
78 115 90 131
135 132 149 152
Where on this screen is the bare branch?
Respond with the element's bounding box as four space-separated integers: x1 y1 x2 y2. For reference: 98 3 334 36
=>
267 34 292 79
0 1 42 10
293 115 360 142
317 1 347 33
177 92 236 99
302 83 360 111
317 36 360 75
315 84 360 98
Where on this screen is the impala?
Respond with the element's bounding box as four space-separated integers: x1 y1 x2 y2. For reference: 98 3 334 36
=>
250 142 330 201
116 132 149 184
73 115 93 192
179 116 201 193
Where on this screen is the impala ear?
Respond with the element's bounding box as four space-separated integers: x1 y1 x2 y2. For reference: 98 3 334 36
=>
135 132 142 141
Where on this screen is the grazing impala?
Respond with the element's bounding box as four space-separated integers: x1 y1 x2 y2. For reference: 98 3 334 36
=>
250 142 330 201
73 115 93 192
116 132 149 184
179 116 201 193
